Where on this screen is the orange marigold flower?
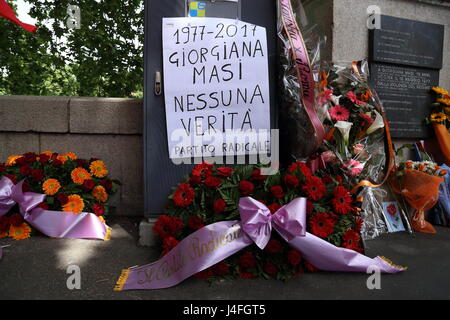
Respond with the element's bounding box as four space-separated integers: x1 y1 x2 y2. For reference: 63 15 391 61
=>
432 87 449 96
64 152 77 160
63 195 85 214
437 98 450 106
90 160 108 178
6 155 21 166
42 179 61 196
0 230 8 239
92 186 108 203
361 90 372 102
9 223 31 240
71 168 92 185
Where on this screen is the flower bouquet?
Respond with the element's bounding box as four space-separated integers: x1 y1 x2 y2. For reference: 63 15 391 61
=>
426 87 450 166
318 63 389 186
390 161 447 234
0 152 120 240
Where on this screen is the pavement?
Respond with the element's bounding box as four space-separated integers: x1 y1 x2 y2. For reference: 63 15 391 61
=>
1 217 450 300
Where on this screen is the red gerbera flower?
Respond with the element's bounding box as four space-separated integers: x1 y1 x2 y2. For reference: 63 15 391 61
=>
239 180 254 195
173 183 195 207
194 268 213 279
212 261 229 276
153 215 184 239
191 162 213 179
331 186 353 214
287 162 312 179
304 260 319 272
204 176 222 188
329 105 350 121
359 112 375 126
287 249 302 266
309 212 335 239
188 216 204 230
239 252 257 269
213 199 227 214
217 167 233 178
342 229 363 252
306 201 314 215
263 262 279 276
347 91 366 106
302 177 326 201
270 186 285 199
355 217 364 233
284 174 299 188
265 239 283 254
239 271 255 279
251 169 267 182
268 203 282 214
162 236 179 256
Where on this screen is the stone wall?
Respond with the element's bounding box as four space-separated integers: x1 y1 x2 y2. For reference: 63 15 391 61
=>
0 95 144 216
332 0 450 89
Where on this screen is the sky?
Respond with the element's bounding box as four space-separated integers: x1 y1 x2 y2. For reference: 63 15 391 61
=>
15 0 37 25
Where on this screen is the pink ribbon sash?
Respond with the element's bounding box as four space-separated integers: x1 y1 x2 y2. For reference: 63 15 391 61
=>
279 0 325 148
115 197 405 291
0 177 110 240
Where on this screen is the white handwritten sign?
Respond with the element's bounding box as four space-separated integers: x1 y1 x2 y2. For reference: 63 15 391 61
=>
162 18 271 159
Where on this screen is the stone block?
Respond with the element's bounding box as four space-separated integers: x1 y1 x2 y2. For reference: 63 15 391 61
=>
70 97 143 135
139 219 159 247
0 133 40 162
0 96 69 133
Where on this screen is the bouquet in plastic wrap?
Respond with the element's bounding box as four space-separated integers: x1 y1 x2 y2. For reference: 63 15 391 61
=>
278 0 327 160
390 161 447 234
277 0 404 240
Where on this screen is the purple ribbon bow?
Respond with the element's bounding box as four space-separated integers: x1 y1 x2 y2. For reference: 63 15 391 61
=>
115 197 405 291
0 177 110 240
240 197 307 249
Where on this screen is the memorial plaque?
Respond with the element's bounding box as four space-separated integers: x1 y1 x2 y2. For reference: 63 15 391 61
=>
370 15 444 69
369 15 444 139
371 62 439 138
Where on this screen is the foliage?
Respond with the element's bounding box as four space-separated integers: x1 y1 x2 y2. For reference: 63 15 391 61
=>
0 0 144 98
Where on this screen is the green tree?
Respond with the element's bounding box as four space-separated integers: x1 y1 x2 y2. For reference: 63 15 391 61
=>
0 0 143 98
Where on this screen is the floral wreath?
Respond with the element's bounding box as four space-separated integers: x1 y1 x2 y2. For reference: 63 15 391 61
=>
153 162 363 281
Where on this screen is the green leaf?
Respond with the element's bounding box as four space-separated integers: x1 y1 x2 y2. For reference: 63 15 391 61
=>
46 196 54 205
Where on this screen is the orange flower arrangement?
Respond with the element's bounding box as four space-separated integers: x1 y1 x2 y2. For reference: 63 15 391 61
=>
63 195 85 214
90 160 109 178
92 186 108 203
71 168 92 185
9 223 32 240
1 151 121 240
42 179 61 196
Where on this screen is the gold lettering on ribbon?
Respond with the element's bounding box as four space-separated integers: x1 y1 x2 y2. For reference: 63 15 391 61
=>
137 224 243 285
279 0 313 100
